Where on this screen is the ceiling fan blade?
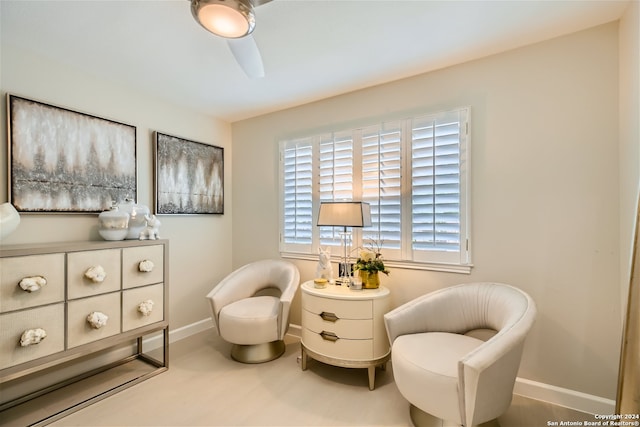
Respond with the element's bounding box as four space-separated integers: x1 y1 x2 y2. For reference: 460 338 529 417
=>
227 35 265 79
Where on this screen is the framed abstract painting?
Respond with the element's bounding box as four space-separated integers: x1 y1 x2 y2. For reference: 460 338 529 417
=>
154 132 224 215
7 94 136 213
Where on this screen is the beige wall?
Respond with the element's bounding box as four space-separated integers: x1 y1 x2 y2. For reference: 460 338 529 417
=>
0 45 233 331
232 23 624 399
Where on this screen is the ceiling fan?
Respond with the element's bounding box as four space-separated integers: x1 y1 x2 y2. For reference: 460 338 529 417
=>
190 0 273 79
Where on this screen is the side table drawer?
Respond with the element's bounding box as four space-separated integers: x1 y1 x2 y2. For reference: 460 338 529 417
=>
67 249 121 299
0 303 65 370
303 293 372 320
122 284 164 332
302 308 373 339
67 293 121 348
0 254 65 313
122 245 164 289
302 327 373 360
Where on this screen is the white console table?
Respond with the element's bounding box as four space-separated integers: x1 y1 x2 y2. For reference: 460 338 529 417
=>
300 280 390 390
0 240 169 426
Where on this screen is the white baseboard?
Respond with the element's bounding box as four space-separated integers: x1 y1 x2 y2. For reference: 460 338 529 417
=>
514 378 616 415
167 318 215 343
141 318 214 349
159 320 616 416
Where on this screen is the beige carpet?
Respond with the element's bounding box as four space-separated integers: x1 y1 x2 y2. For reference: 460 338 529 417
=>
5 329 591 426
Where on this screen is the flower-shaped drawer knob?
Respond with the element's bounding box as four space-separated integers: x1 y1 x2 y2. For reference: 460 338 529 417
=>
84 265 106 283
138 260 154 273
18 276 47 293
86 311 109 329
19 328 47 347
137 300 154 316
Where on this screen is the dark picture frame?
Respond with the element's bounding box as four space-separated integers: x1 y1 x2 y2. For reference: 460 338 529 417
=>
7 94 137 213
154 132 224 215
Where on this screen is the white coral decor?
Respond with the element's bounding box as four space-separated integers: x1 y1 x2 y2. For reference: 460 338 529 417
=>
87 311 109 329
18 276 47 293
137 300 154 316
20 328 47 347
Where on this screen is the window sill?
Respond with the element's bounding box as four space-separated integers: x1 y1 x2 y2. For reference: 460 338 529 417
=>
280 252 473 275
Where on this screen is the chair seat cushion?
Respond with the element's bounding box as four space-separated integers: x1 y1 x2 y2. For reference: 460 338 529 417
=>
392 332 484 424
219 296 280 345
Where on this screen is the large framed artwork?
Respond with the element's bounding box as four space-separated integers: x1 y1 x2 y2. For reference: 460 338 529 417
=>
154 132 224 215
7 94 137 213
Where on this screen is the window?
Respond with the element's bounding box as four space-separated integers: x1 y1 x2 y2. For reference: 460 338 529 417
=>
279 107 471 273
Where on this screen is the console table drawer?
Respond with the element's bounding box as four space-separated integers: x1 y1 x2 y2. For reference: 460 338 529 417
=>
67 249 121 299
122 284 164 332
67 293 121 348
302 293 372 320
0 254 65 313
302 308 373 339
122 245 164 289
302 327 373 360
0 304 65 370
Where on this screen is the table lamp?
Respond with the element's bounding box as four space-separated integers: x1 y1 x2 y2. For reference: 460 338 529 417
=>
317 201 371 284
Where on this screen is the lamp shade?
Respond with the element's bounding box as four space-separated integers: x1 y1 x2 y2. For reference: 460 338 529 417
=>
317 202 372 228
191 0 255 39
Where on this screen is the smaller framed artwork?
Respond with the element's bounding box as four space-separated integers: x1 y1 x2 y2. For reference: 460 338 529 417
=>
154 132 224 215
7 94 137 213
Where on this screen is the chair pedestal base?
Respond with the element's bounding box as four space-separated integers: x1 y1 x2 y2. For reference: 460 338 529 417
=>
230 340 285 364
409 405 447 427
409 404 501 427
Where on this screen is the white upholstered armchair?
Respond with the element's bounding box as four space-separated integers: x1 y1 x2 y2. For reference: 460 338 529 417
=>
384 282 536 427
206 259 300 363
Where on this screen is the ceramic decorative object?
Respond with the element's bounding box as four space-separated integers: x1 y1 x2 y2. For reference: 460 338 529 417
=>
86 311 109 329
18 276 47 293
98 203 129 241
315 247 334 281
138 214 161 240
20 328 47 347
360 271 380 289
137 300 154 316
119 198 150 240
0 202 20 240
84 265 106 283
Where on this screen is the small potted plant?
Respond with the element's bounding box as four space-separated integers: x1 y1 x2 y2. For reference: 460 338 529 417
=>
353 242 389 289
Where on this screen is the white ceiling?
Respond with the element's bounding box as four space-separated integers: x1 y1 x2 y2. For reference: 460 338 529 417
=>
0 0 630 122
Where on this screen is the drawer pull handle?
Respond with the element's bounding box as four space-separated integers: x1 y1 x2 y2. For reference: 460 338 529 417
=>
320 311 339 322
19 328 47 347
138 260 155 273
320 331 339 342
137 299 155 316
84 265 106 283
18 276 47 293
87 311 109 329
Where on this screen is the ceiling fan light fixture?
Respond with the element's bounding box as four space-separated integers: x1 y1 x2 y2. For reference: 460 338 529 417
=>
191 0 255 39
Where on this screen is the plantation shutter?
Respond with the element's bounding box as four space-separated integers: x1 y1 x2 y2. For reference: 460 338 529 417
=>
411 110 467 263
318 131 354 247
281 139 313 251
279 107 470 271
361 122 402 256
